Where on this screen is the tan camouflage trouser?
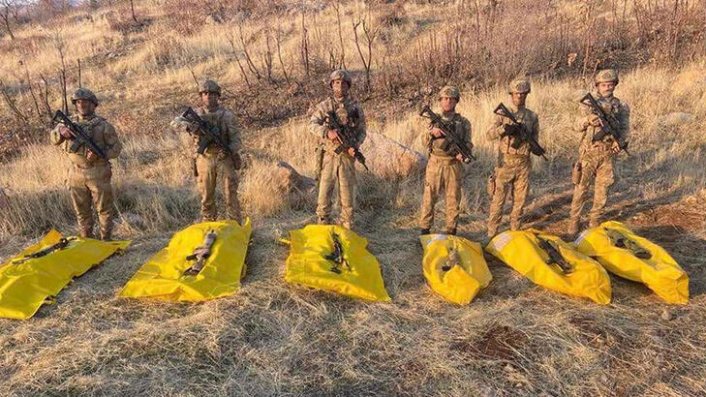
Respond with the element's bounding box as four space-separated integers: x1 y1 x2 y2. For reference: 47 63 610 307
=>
487 155 531 237
568 151 614 233
69 163 115 240
419 155 462 233
196 154 241 223
317 153 356 229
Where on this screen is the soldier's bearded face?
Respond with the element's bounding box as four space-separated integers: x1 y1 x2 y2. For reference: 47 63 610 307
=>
598 82 616 96
439 96 458 112
332 79 349 97
201 92 219 108
511 92 527 107
75 99 95 116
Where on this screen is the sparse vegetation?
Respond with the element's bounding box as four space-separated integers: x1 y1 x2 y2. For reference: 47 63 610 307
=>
0 1 705 396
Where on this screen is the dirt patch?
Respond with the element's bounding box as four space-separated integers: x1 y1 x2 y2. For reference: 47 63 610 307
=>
451 324 528 361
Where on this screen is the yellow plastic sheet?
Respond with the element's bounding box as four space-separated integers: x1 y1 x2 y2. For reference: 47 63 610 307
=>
420 234 492 305
0 229 130 320
574 221 689 304
120 220 251 302
486 230 611 304
283 225 391 302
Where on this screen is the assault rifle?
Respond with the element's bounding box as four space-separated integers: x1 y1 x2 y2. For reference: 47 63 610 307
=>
537 237 573 274
52 110 107 160
493 103 548 161
324 232 351 274
605 228 651 260
419 105 475 163
579 92 630 155
183 230 218 276
12 237 73 265
180 107 241 168
324 111 369 171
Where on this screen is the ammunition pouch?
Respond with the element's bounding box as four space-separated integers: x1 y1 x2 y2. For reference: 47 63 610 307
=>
572 162 582 185
486 173 496 197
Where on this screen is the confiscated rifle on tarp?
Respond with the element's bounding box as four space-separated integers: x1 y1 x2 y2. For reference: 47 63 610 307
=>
324 232 352 274
324 111 369 171
179 107 241 169
493 103 548 161
183 230 218 276
441 248 461 272
579 92 630 155
605 228 651 260
12 238 74 265
52 110 107 160
537 237 573 274
419 105 475 163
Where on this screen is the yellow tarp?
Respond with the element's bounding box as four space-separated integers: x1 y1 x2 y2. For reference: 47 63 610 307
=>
574 221 689 304
120 220 251 302
283 225 391 302
0 229 130 320
486 230 611 304
420 234 492 305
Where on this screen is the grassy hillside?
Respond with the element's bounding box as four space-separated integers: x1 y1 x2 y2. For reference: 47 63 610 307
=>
0 1 705 396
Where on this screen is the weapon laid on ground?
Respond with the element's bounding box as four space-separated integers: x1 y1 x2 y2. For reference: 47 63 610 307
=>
12 237 74 265
324 232 352 274
579 92 630 155
52 110 107 159
419 105 475 163
324 111 369 171
179 107 242 168
183 230 217 276
605 228 651 260
441 248 461 272
493 103 548 161
537 237 573 274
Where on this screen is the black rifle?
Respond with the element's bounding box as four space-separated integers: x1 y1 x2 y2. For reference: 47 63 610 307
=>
579 92 630 155
537 237 573 274
52 110 107 160
493 103 548 161
180 107 241 168
324 232 351 274
605 228 651 260
324 111 369 171
12 237 73 265
419 105 475 163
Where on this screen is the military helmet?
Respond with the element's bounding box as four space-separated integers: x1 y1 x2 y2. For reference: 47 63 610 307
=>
438 85 460 100
594 69 619 85
71 88 98 106
329 69 352 87
199 79 222 95
509 78 531 94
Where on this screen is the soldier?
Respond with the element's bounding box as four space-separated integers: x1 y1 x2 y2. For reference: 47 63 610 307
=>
567 69 630 235
419 85 473 236
50 88 122 240
309 70 366 230
186 80 243 223
486 79 540 238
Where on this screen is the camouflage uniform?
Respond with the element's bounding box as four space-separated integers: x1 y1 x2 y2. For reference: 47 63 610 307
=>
419 86 473 235
568 70 630 234
309 70 366 229
486 79 540 237
50 88 122 240
192 80 242 223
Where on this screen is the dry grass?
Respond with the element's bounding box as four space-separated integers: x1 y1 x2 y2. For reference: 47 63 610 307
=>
1 1 706 396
